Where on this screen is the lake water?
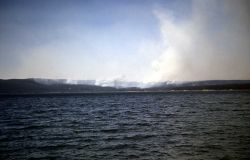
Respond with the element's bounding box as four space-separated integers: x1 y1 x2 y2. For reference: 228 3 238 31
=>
0 92 250 160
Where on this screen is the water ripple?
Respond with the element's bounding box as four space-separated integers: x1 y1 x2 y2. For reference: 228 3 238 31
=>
0 92 250 159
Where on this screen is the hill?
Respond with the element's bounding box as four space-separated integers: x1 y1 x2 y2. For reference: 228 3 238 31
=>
0 79 250 94
0 79 116 94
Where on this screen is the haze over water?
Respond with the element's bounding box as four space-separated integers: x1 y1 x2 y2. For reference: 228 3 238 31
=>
0 0 250 160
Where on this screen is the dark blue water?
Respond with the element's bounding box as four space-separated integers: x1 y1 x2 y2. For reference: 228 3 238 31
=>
0 92 250 160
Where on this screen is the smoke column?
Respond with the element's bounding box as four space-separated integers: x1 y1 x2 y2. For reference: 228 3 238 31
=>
145 0 250 82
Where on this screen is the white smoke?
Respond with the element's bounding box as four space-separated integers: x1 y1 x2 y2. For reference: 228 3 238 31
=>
5 0 249 83
144 0 250 82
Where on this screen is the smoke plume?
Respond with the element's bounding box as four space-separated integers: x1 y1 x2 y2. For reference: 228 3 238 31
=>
145 0 250 82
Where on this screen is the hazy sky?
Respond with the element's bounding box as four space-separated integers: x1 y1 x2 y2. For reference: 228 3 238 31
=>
0 0 249 82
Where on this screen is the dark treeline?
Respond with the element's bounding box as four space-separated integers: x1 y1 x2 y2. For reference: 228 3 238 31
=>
0 79 250 94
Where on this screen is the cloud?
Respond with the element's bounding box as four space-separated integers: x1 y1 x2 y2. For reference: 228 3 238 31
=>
144 0 250 82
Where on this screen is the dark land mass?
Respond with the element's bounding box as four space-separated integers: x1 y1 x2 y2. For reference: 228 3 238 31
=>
0 79 250 94
147 80 250 91
0 79 115 94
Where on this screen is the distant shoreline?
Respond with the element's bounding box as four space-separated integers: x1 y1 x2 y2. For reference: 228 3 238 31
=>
1 79 250 95
1 90 250 97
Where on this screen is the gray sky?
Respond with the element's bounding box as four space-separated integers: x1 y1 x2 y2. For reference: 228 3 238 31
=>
0 0 249 82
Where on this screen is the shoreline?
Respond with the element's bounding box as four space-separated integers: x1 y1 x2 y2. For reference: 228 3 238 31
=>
1 89 250 97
